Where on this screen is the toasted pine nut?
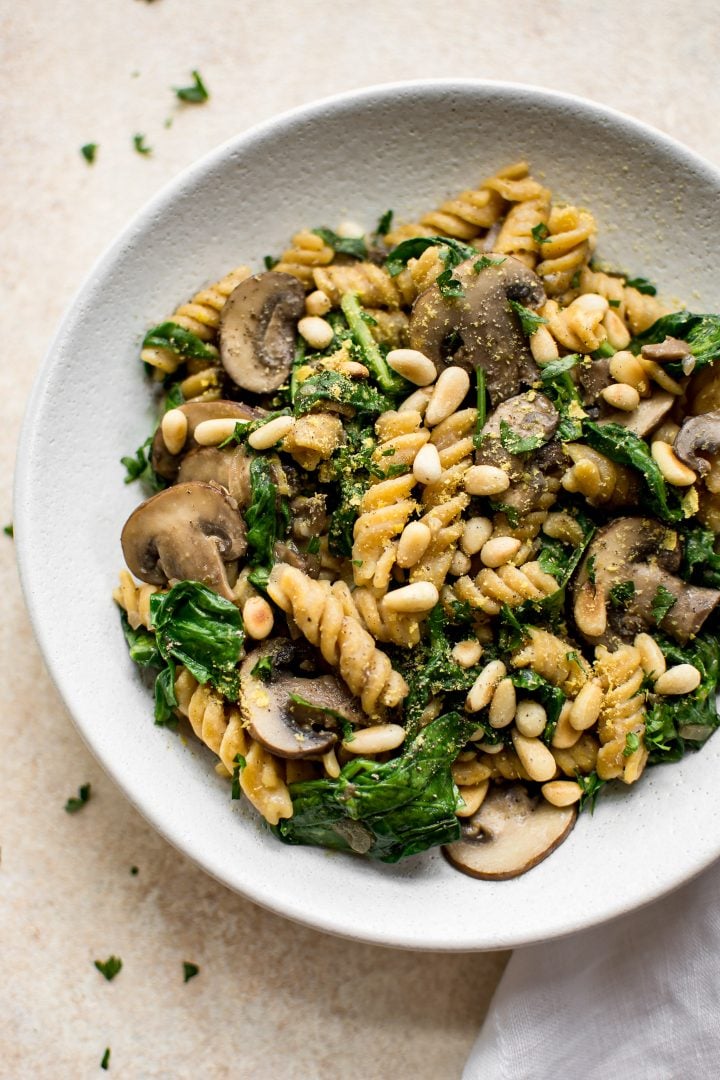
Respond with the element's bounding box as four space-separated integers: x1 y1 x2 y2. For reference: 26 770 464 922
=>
569 679 603 731
541 780 581 807
480 536 522 568
551 701 582 749
475 741 504 754
651 441 697 486
530 325 559 364
515 700 547 738
298 315 334 350
450 549 472 577
194 418 243 446
466 660 507 713
489 677 516 729
654 663 701 695
461 516 494 555
639 356 683 395
542 512 584 546
248 415 295 450
465 465 510 496
424 366 471 426
574 581 607 637
336 219 365 238
512 731 557 782
609 351 649 393
413 442 443 485
398 388 432 414
161 408 188 455
456 781 490 817
305 289 332 316
451 639 483 669
322 748 341 778
343 723 406 754
601 383 640 411
396 521 432 568
382 581 439 613
634 633 667 678
387 348 437 387
243 596 274 640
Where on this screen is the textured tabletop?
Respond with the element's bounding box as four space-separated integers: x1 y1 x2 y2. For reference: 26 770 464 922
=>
2 2 719 1077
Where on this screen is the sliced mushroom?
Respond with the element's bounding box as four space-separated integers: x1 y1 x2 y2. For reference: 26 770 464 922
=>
573 517 720 647
597 391 674 438
240 639 365 758
640 337 692 362
443 784 576 880
219 271 306 394
152 400 262 481
121 481 246 600
475 393 559 513
409 254 545 406
577 355 612 405
177 444 252 507
674 411 720 478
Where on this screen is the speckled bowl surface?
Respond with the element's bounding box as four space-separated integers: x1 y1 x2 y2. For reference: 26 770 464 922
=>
15 80 720 950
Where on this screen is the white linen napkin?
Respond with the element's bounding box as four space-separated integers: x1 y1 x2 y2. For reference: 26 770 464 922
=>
464 860 720 1080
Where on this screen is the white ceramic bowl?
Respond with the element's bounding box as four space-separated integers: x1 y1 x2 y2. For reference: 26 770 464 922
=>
15 81 720 951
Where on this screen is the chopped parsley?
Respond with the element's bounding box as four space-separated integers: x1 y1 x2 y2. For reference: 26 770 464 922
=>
385 235 475 277
174 70 209 104
623 731 641 757
576 772 606 813
435 267 464 299
531 222 549 243
94 956 122 982
376 209 393 236
251 655 273 682
133 134 152 156
231 754 246 800
263 255 278 270
65 783 91 814
130 866 139 876
608 580 635 610
499 419 547 455
3 523 13 537
625 276 657 296
586 555 597 585
312 227 367 261
80 143 98 164
142 322 216 361
473 255 506 273
100 1048 111 1071
508 300 547 336
651 584 677 623
183 962 200 983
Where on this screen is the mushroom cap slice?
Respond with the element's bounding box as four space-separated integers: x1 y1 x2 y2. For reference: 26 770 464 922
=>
597 392 675 438
240 640 366 759
674 410 720 478
443 784 577 880
475 392 559 513
408 254 545 406
152 400 262 481
177 444 252 507
220 271 306 394
121 481 246 600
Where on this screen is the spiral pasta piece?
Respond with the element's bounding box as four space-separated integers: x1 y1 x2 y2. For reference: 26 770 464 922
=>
494 190 551 268
313 246 445 310
273 229 335 286
141 265 251 375
266 565 408 717
453 560 559 616
551 732 599 778
535 205 597 296
578 266 667 336
512 628 590 695
331 581 421 648
561 443 638 507
113 570 159 630
593 644 648 784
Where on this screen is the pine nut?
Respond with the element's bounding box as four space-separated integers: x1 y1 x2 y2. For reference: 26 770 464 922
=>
466 660 507 713
305 289 332 317
322 748 341 778
465 465 510 496
651 441 697 486
398 388 432 414
574 581 607 637
243 596 274 640
450 549 472 577
601 383 640 411
456 781 490 817
396 521 432 568
541 780 581 807
542 512 584 546
654 663 701 695
609 351 649 393
489 677 516 729
512 731 557 782
461 516 494 555
161 408 188 455
248 415 295 450
515 700 547 738
475 741 504 754
424 366 471 426
530 325 559 364
551 702 582 749
413 442 443 485
382 581 439 613
343 723 406 755
387 348 438 387
569 679 603 731
194 418 243 446
336 219 365 239
298 315 334 350
480 536 521 568
652 420 680 446
634 633 667 679
603 310 631 349
451 639 483 669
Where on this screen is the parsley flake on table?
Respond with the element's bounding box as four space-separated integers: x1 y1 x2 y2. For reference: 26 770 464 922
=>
94 956 122 981
100 1048 111 1070
183 961 200 983
174 70 209 104
3 523 13 537
80 143 98 165
130 866 139 876
133 134 152 156
64 783 91 813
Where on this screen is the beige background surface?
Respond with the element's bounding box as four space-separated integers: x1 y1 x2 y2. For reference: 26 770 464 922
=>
2 2 719 1077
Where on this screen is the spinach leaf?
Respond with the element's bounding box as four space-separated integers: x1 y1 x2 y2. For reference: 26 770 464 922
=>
121 436 163 489
274 711 475 862
511 516 595 625
119 611 177 725
340 293 407 395
375 209 393 236
609 580 635 610
645 632 720 763
539 355 585 441
633 311 720 376
436 267 464 299
142 322 217 362
623 731 641 757
531 222 549 243
499 419 547 455
245 456 288 569
149 581 244 700
508 300 547 336
681 525 720 588
625 276 657 295
385 235 476 277
327 427 374 557
509 670 566 744
474 255 506 273
294 370 389 418
584 422 683 523
576 771 606 813
174 70 209 103
651 584 677 623
404 606 480 737
312 227 367 261
154 660 178 725
120 613 162 668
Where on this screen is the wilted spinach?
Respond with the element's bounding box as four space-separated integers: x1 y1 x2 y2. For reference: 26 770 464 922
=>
584 422 683 523
633 311 720 377
644 632 720 764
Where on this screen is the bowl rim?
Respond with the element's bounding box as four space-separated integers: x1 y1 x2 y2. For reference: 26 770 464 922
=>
14 78 720 951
